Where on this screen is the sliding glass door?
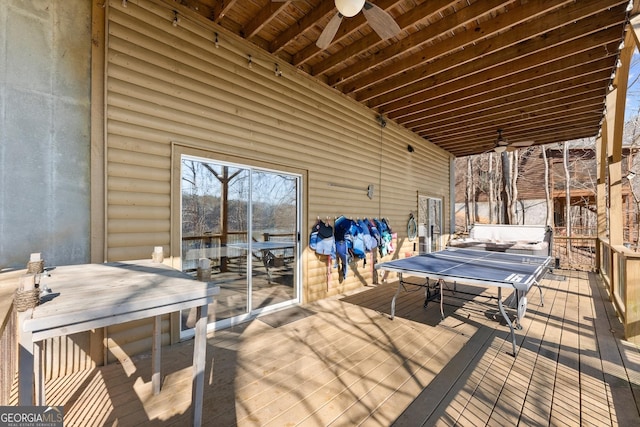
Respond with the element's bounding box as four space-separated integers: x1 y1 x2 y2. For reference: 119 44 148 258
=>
180 155 300 331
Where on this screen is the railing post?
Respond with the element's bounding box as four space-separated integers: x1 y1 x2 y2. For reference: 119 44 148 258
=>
623 250 640 345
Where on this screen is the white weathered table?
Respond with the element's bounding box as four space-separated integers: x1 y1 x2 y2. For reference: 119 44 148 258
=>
18 260 219 426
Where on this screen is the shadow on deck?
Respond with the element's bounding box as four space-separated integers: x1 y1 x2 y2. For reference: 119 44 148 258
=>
10 270 640 426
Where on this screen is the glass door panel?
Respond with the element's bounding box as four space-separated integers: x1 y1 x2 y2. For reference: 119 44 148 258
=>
250 171 298 311
180 159 250 328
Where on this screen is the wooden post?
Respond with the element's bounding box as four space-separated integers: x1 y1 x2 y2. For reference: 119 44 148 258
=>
625 253 640 345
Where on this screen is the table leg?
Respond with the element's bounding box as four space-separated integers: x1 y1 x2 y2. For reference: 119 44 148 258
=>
497 287 517 356
391 274 402 319
534 280 544 306
192 303 209 427
152 315 161 395
517 292 528 329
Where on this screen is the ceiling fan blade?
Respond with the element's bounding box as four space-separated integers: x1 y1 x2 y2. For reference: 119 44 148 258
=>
362 2 401 41
510 140 535 147
316 13 343 49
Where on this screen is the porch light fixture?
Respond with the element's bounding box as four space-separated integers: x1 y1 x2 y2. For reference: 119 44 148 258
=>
335 0 366 17
214 32 219 48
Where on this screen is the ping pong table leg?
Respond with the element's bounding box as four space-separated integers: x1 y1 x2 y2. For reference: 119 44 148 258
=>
439 279 444 320
497 287 517 356
390 274 402 320
534 280 544 306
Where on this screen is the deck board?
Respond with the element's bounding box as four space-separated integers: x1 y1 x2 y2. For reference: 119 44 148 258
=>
10 270 640 426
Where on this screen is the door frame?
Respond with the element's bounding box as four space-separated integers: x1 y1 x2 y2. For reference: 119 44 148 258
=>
171 143 305 335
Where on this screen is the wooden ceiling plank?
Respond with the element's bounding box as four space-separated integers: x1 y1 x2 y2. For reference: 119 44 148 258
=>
365 17 624 110
243 2 290 39
212 0 240 23
386 50 616 120
357 2 626 105
439 118 597 150
411 86 606 134
177 0 217 21
442 127 601 156
269 1 336 54
342 0 581 95
422 105 604 145
312 0 461 77
327 0 513 86
407 88 603 137
412 98 604 141
374 33 618 126
398 67 613 127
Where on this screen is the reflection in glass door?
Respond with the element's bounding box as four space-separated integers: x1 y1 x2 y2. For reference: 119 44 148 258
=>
180 156 300 332
250 171 298 311
418 195 443 254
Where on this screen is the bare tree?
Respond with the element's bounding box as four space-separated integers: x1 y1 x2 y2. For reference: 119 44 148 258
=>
542 146 554 228
510 150 519 224
465 156 474 230
488 153 496 223
562 142 576 263
500 151 521 224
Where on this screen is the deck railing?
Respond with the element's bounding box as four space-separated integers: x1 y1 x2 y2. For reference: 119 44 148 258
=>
0 293 17 405
552 235 597 271
598 239 640 345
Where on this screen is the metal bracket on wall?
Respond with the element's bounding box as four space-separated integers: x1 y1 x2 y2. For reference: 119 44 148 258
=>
328 182 374 199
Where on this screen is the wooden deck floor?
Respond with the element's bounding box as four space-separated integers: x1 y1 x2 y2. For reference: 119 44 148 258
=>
11 269 640 426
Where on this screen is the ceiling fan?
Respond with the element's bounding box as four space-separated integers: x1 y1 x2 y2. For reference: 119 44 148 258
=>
492 129 535 153
275 0 401 49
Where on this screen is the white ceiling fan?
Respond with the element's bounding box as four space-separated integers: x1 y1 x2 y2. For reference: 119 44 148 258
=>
317 0 401 49
492 129 535 153
275 0 401 49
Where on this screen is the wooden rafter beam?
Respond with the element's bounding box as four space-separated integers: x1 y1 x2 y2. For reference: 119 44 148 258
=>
339 0 583 96
212 0 239 23
425 103 604 144
243 2 289 39
365 17 625 110
385 50 616 120
414 98 605 144
429 94 605 135
402 71 611 131
269 1 336 54
442 128 601 156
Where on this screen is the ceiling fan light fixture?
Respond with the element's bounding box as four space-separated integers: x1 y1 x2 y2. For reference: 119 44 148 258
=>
336 0 366 17
494 145 507 153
